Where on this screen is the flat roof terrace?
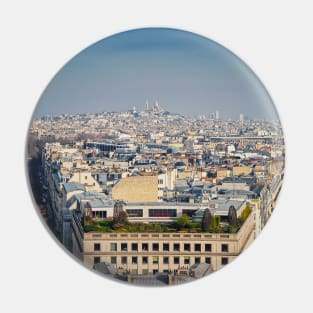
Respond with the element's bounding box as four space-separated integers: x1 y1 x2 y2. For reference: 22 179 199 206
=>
83 208 254 243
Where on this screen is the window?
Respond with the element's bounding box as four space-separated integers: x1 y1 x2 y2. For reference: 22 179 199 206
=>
131 243 138 251
152 243 159 251
121 256 127 264
174 243 180 251
221 244 228 252
184 257 190 265
94 256 100 264
121 243 128 251
111 256 117 264
110 243 117 251
220 216 228 223
205 257 211 264
94 211 107 218
149 209 177 217
174 257 180 264
142 256 148 264
163 256 169 264
184 243 191 251
163 243 169 251
194 244 201 252
205 244 212 252
132 257 138 264
126 209 143 217
222 257 228 265
142 243 148 251
85 176 88 180
94 243 101 252
153 256 159 264
195 257 201 264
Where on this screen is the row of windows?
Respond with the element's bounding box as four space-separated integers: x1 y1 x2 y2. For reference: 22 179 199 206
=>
149 209 177 217
126 209 143 217
94 256 229 266
94 243 229 253
92 211 107 218
118 209 199 218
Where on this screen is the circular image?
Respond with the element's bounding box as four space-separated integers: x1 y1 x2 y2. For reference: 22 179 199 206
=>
27 28 285 286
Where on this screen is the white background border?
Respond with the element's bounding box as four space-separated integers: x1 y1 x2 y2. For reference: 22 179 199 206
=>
1 1 312 312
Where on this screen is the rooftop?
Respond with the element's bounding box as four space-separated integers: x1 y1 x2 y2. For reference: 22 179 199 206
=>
63 182 86 193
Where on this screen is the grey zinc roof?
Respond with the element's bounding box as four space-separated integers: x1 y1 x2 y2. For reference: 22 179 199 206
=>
63 182 86 193
93 262 116 275
74 191 107 201
211 199 245 210
193 199 245 217
191 263 212 278
66 191 108 208
222 176 256 185
125 201 201 207
66 192 114 209
88 198 114 208
220 189 256 197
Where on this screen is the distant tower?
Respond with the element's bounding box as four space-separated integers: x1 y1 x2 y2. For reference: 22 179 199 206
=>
133 106 137 113
145 100 149 111
215 110 220 120
239 113 244 123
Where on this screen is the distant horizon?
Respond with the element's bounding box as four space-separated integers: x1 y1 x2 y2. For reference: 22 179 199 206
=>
33 104 278 121
33 28 280 121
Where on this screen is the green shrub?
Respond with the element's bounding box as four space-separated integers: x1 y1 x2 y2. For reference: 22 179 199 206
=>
98 220 113 227
84 225 98 232
176 214 190 229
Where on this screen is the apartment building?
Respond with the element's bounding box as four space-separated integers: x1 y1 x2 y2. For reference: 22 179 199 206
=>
232 166 252 176
69 171 102 192
72 210 255 275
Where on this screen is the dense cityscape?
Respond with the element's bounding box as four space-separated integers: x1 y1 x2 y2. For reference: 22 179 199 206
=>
28 100 284 286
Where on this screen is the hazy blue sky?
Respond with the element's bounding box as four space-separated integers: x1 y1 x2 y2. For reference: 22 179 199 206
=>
34 28 278 119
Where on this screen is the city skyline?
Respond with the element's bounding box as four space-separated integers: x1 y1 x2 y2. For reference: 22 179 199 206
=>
27 28 284 285
33 103 276 122
28 107 285 285
33 28 279 120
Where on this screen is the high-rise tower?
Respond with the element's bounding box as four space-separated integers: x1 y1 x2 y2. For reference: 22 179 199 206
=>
215 110 220 120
